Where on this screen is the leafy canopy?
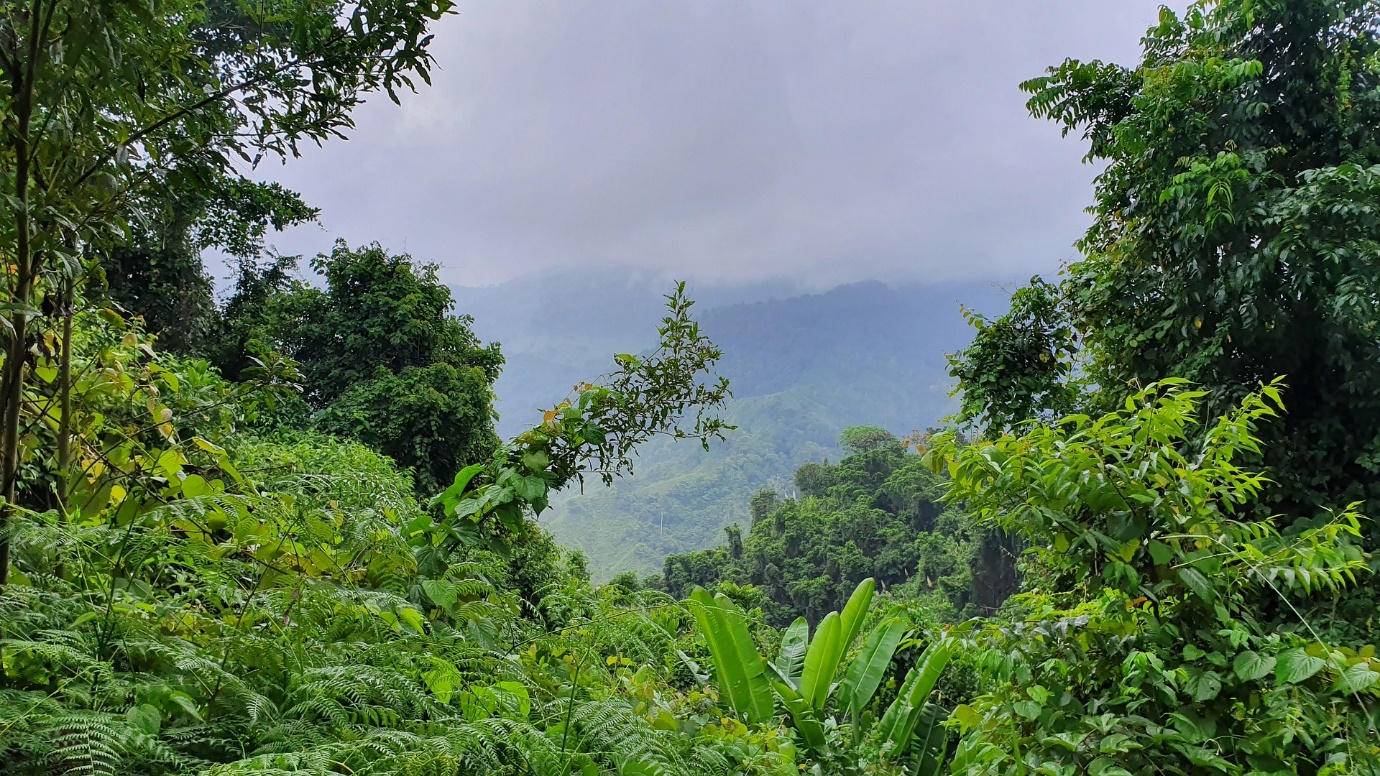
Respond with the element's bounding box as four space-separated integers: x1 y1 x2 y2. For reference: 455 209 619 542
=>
928 381 1379 775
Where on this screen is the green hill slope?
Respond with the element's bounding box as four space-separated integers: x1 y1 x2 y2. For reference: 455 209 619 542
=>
455 274 1006 579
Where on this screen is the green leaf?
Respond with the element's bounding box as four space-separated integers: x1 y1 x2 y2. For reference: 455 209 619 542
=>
423 658 458 703
909 702 950 776
580 423 607 445
837 577 876 656
1232 650 1276 682
1013 700 1042 720
1147 539 1174 566
126 704 161 735
1275 648 1325 685
950 703 981 731
773 617 809 690
514 475 547 502
839 617 907 721
1177 567 1215 602
877 638 954 756
180 474 208 499
520 450 550 472
771 679 827 754
1185 669 1222 701
687 588 774 724
422 578 459 610
168 692 202 720
799 611 843 712
1333 661 1380 694
398 606 427 634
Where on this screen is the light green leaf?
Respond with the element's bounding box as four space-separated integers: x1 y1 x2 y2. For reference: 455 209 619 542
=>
1275 648 1325 685
1232 650 1276 682
422 578 459 610
838 577 876 656
687 588 774 724
1333 661 1380 694
181 474 208 499
839 617 907 721
774 617 809 690
799 611 842 711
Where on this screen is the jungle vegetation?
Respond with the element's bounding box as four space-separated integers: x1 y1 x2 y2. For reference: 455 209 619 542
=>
1 1 1379 775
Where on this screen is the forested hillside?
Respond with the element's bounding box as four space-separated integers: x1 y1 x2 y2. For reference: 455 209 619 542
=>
460 278 1005 578
3 2 1380 776
655 427 983 625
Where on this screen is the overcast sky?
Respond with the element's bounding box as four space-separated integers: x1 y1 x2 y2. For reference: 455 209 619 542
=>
253 2 1172 290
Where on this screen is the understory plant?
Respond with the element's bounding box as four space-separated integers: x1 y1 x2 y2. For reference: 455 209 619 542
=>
929 380 1380 775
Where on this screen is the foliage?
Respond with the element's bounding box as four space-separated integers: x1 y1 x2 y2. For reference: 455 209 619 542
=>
929 381 1380 774
0 289 782 776
688 577 958 772
427 283 731 542
101 174 317 353
527 280 990 579
946 277 1079 434
662 428 982 625
213 243 504 491
0 0 454 583
1014 0 1380 531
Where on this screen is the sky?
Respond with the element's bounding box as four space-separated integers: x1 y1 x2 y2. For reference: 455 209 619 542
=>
252 1 1174 290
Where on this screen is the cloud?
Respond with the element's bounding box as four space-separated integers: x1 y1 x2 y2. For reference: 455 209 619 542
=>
254 1 1170 288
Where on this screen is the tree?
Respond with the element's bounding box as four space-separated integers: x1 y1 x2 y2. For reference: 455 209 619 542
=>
932 380 1379 774
662 440 973 626
838 426 901 455
270 242 503 407
946 277 1078 433
100 175 317 353
1017 1 1380 524
215 242 504 491
0 0 454 585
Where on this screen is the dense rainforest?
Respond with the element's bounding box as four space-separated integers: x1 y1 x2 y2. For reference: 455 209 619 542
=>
2 1 1380 775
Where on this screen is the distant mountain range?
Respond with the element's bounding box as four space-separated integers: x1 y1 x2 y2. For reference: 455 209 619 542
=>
453 270 1010 580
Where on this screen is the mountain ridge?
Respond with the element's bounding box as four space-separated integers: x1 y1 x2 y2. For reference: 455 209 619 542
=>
451 271 1010 578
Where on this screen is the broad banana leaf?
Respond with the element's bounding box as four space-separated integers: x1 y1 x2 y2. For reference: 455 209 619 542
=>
839 616 908 722
771 679 827 754
837 578 876 660
687 588 775 724
799 611 842 711
773 616 809 690
877 637 954 756
909 702 949 776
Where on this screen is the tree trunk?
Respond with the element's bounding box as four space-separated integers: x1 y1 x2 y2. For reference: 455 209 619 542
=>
0 1 42 588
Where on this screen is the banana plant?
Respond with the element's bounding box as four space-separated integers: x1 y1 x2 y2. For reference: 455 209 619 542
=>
688 578 956 766
686 588 775 724
876 636 955 765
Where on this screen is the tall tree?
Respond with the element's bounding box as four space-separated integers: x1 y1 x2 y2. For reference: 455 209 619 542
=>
100 172 317 353
0 0 453 585
966 2 1380 527
216 242 504 491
